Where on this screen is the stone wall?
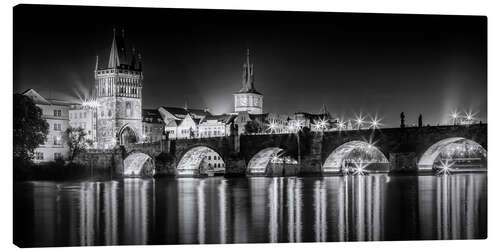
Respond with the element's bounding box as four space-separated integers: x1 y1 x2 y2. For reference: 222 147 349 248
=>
73 148 123 175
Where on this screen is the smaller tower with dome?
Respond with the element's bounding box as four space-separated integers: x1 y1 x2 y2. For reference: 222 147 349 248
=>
233 49 263 114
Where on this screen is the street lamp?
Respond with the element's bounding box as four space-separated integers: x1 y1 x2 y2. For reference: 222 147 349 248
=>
290 119 305 166
450 110 460 125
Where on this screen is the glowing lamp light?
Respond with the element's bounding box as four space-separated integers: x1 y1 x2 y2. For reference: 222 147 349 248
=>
352 161 369 175
354 113 365 127
436 158 454 175
82 98 99 109
313 118 328 131
289 119 305 133
368 115 382 130
266 120 279 134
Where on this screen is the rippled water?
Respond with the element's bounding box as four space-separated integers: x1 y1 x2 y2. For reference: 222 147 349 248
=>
14 173 487 247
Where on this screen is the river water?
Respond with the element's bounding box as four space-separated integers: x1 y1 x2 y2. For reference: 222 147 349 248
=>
14 173 487 247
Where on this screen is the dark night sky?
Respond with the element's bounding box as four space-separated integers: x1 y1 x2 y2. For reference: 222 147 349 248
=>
14 4 487 127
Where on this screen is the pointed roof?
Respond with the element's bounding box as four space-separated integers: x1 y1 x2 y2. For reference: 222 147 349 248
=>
160 106 212 119
108 28 121 68
22 89 74 106
105 28 140 70
22 89 50 105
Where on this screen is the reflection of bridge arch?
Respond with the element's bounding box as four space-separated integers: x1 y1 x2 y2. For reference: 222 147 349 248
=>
417 137 487 171
323 141 389 174
247 147 285 175
177 146 225 176
123 152 155 177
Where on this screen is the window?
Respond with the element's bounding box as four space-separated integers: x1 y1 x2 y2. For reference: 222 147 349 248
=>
35 152 43 160
53 123 61 131
53 136 61 145
208 156 211 160
54 153 62 160
79 112 83 118
53 110 62 117
126 102 132 117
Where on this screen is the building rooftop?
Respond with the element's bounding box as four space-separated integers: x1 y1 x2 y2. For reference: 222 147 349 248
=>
202 114 237 124
160 106 212 119
142 109 164 124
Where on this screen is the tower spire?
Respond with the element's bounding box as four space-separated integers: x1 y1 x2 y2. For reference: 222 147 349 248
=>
108 28 120 68
241 48 255 92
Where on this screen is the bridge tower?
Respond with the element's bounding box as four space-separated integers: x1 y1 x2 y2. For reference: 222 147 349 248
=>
94 28 143 149
233 49 263 114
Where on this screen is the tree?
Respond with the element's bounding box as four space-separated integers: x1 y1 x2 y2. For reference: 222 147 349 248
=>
13 93 49 163
244 120 261 134
64 127 92 162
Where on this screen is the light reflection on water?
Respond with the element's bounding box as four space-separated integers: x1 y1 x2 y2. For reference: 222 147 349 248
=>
14 173 487 247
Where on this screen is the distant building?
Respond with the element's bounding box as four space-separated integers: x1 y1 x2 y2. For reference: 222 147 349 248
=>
22 89 71 163
234 49 263 114
293 105 337 132
267 113 291 133
159 106 211 139
198 114 237 138
142 109 164 143
234 111 269 134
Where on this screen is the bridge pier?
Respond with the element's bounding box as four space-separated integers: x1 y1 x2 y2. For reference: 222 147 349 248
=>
389 152 418 173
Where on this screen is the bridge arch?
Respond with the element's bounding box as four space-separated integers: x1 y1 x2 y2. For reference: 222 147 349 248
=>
323 140 389 174
247 147 288 175
176 146 225 176
417 137 487 171
123 152 155 177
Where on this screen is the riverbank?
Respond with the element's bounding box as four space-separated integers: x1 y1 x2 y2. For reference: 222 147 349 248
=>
13 159 113 181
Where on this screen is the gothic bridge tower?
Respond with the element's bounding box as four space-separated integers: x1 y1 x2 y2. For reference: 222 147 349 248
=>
95 28 143 148
234 49 263 114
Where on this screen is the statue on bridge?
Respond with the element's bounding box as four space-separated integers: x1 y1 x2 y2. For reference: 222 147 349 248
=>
400 112 405 128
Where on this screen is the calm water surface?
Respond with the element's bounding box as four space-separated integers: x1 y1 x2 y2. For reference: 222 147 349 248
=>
14 173 487 247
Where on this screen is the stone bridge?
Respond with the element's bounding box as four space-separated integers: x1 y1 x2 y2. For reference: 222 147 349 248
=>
77 124 487 177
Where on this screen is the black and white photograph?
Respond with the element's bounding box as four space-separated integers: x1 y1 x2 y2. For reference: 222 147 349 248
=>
12 3 487 247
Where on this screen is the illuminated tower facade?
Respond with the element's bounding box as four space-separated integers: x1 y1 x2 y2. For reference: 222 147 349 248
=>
234 49 263 114
95 29 143 148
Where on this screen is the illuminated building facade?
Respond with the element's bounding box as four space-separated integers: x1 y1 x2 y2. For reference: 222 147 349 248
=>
69 104 97 143
22 89 71 162
94 29 143 148
198 114 237 138
234 49 263 114
159 106 211 140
